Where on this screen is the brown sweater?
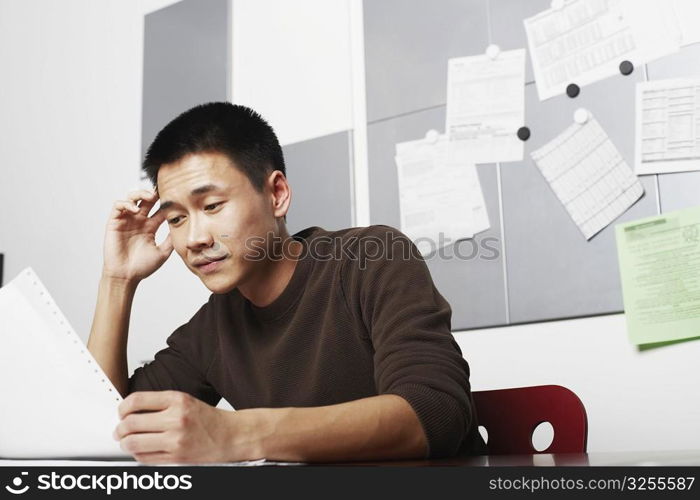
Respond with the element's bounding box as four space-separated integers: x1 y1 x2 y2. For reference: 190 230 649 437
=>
129 225 486 458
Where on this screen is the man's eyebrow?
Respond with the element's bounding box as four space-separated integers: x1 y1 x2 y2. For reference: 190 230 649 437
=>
158 200 175 212
159 184 224 212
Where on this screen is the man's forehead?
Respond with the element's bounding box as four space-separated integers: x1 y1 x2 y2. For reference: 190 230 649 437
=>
156 153 242 196
158 152 231 183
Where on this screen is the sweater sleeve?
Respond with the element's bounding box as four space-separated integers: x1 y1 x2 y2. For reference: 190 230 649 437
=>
127 299 221 407
341 225 475 458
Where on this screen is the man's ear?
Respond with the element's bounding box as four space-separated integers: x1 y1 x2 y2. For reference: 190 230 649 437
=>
268 170 292 219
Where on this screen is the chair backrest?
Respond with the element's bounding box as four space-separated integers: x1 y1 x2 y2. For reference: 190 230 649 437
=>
472 385 588 455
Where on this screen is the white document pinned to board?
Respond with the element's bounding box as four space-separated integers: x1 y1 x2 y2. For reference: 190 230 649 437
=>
635 78 700 175
395 134 490 256
531 115 644 240
445 48 526 164
0 268 128 458
525 0 680 101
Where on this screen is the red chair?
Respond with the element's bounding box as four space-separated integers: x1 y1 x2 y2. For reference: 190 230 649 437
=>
472 385 588 455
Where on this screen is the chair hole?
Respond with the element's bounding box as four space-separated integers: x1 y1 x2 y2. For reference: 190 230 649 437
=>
478 425 488 444
532 421 554 452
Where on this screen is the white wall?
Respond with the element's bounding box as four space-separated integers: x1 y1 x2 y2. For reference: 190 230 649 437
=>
456 315 700 453
0 0 209 371
231 0 355 146
1 0 698 454
230 0 370 225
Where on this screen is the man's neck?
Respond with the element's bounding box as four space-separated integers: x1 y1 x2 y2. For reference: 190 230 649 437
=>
238 238 303 308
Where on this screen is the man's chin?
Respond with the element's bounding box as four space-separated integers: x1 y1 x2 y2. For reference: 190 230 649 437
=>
197 272 238 294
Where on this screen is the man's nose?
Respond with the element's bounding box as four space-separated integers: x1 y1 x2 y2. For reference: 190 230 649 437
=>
186 216 215 250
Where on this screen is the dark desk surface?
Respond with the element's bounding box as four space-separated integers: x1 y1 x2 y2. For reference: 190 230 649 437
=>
2 450 700 467
332 450 700 467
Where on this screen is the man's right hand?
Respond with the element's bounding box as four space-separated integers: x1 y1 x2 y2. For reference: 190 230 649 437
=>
102 189 174 284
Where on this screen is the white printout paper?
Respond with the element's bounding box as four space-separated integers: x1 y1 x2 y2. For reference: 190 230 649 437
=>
0 268 127 458
531 115 644 240
445 48 526 164
636 78 700 175
525 0 680 101
0 269 303 465
395 135 490 256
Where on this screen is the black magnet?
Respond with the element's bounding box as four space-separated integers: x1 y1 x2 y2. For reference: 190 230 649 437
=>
619 60 634 75
517 126 531 141
566 83 580 98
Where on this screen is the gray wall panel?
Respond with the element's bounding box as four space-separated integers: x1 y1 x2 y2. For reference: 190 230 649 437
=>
142 0 229 159
367 107 507 329
647 43 700 81
363 0 489 123
658 172 700 213
488 0 549 83
284 131 353 236
502 74 659 324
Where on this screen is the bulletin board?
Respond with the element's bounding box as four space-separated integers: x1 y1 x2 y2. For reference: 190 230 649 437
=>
364 0 700 330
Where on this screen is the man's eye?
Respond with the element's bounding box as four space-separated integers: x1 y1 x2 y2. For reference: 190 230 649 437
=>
204 202 223 211
168 216 182 225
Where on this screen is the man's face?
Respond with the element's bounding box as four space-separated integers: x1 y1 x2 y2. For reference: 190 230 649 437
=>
157 152 279 294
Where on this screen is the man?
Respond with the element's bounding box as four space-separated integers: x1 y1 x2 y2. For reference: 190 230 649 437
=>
87 102 485 464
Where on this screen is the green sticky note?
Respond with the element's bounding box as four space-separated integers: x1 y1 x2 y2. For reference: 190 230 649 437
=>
615 206 700 345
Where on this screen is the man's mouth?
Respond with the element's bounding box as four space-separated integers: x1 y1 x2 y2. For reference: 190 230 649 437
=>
193 254 228 268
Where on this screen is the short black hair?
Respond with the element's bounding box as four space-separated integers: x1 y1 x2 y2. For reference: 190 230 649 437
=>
142 102 285 191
